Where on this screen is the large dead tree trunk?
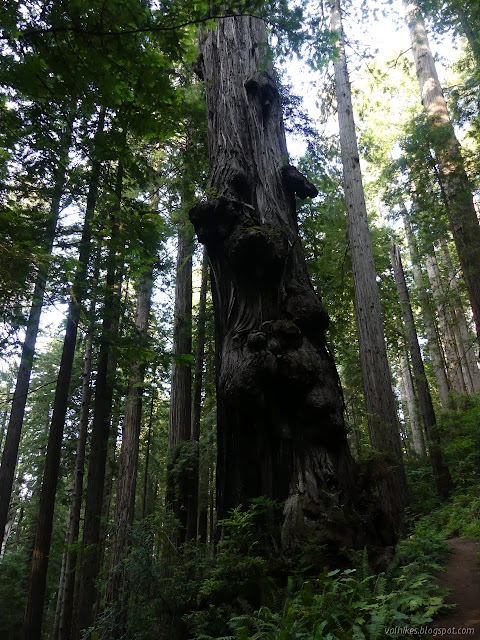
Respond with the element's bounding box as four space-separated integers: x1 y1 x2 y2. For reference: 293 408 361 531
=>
190 15 395 551
403 0 480 353
327 0 407 530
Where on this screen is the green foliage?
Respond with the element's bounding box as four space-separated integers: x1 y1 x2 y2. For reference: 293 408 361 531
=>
0 549 28 637
192 528 450 640
415 488 480 541
437 397 480 487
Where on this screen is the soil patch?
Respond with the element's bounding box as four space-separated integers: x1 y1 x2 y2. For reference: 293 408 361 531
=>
428 537 480 638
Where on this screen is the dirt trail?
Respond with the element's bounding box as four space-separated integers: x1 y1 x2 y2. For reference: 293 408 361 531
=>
428 538 480 638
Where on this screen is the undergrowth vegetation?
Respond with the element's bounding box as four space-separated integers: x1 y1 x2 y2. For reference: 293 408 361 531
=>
86 498 453 640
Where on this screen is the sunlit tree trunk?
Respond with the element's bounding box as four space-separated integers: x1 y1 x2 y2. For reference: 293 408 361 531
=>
399 355 424 457
191 14 395 547
107 264 154 605
328 0 406 529
403 213 451 408
403 0 480 352
425 251 466 395
141 385 155 520
164 217 195 546
438 237 480 393
191 246 208 539
390 243 451 497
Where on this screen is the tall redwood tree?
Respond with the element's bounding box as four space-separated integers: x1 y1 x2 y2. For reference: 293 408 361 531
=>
190 15 394 549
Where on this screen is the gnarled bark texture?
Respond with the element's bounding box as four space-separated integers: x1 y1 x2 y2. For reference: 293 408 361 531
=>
190 16 394 551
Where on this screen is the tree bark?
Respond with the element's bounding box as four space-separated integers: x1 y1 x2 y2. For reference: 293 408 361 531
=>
51 331 93 640
403 0 480 354
390 243 452 497
191 246 209 539
74 162 125 639
190 15 395 550
0 125 71 545
402 212 451 408
106 264 154 604
399 355 425 457
438 237 480 393
425 250 466 395
22 108 104 640
328 0 407 529
141 385 155 521
165 218 195 545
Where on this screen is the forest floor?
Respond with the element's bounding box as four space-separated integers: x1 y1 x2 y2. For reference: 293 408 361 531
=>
427 537 480 638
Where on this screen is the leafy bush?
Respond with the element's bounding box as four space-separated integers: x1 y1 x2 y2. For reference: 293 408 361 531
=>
414 487 480 540
0 548 28 639
210 532 450 640
438 397 480 487
185 503 451 640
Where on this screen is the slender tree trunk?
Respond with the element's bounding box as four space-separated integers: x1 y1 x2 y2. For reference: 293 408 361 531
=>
403 0 480 353
397 364 413 457
390 243 452 497
22 109 105 640
0 127 71 545
12 504 24 552
141 386 155 521
191 246 209 539
191 14 396 549
54 338 93 640
74 162 125 639
165 219 195 545
328 0 406 529
438 237 480 393
52 242 101 640
425 251 466 395
403 213 451 408
399 355 425 457
0 404 9 452
106 265 154 604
